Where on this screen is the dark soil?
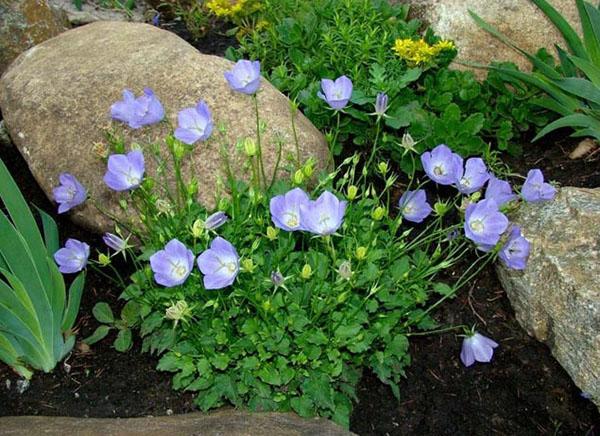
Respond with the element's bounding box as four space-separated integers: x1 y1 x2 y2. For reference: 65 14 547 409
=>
1 19 599 436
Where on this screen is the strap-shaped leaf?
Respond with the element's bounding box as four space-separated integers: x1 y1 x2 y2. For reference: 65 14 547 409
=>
533 113 600 140
578 0 600 67
531 0 587 59
0 160 53 286
531 96 574 116
554 77 600 105
469 10 562 80
62 271 86 332
0 213 56 359
0 269 43 344
556 45 578 77
569 54 600 86
36 206 60 257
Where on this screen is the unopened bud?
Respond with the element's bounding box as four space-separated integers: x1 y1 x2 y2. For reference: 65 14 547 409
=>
372 206 386 221
301 264 312 279
266 226 279 241
98 253 111 266
347 185 358 201
377 162 388 175
243 138 257 157
292 169 304 185
355 246 367 260
165 300 191 322
241 258 255 273
338 260 352 280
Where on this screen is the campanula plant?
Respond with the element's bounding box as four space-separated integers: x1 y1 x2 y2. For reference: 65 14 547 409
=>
55 66 556 426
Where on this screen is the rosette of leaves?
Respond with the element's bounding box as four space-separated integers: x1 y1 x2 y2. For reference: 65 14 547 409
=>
471 0 600 142
0 159 85 379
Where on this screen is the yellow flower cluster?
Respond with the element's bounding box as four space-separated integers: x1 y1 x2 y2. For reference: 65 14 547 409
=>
392 38 455 66
205 0 258 17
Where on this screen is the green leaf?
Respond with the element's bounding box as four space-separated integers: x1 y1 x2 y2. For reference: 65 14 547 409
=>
290 395 315 417
114 328 132 352
36 207 59 257
121 301 141 326
92 302 114 324
210 353 230 370
554 77 600 105
83 325 111 345
578 0 600 66
433 282 454 296
533 113 600 140
257 364 282 386
569 54 600 86
530 0 587 59
302 372 334 410
61 271 85 331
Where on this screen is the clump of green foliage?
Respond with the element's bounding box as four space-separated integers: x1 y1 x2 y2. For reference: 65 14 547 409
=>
227 0 550 166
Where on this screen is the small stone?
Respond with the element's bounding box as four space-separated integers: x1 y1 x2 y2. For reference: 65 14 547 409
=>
5 379 11 390
16 379 30 394
74 392 80 399
166 409 173 416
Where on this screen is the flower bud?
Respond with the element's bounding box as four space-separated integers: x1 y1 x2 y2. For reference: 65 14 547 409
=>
241 258 255 273
187 180 198 196
338 260 352 280
292 169 305 185
218 197 230 211
377 162 388 175
470 191 482 202
434 200 451 217
301 264 312 279
302 158 315 178
172 141 186 160
192 219 203 238
372 206 386 221
165 300 191 322
266 226 279 241
355 246 367 260
243 138 257 157
98 253 111 266
347 185 358 201
92 142 109 159
271 270 285 287
118 199 128 210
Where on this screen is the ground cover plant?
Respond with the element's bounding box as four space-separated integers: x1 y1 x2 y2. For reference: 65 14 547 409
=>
38 59 560 427
225 0 552 168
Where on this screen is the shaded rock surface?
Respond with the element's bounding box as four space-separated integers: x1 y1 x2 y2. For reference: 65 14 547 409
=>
0 410 354 435
403 0 580 78
0 0 69 76
496 187 600 409
0 21 329 233
48 0 147 26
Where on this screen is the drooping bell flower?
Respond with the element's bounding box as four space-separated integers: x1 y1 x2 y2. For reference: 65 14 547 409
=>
197 237 240 289
110 88 164 129
460 332 499 367
318 75 353 110
300 191 347 236
455 157 490 194
224 60 261 95
373 92 389 117
521 169 556 203
204 211 228 231
269 188 310 232
174 100 214 145
421 144 463 186
54 239 90 274
102 232 129 253
52 173 87 214
498 226 530 270
103 150 145 191
485 176 516 207
398 189 432 223
149 239 195 287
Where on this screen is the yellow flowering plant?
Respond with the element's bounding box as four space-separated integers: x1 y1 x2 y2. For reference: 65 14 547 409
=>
392 38 456 66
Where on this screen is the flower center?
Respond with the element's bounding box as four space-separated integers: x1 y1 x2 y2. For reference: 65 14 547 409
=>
318 213 331 228
126 170 141 186
403 202 414 214
226 262 237 273
433 164 445 176
66 186 76 201
460 177 470 187
171 262 187 279
285 213 299 228
469 219 484 234
332 90 343 99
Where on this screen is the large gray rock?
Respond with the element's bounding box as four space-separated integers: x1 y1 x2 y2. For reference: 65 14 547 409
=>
496 187 600 409
0 0 69 76
0 410 354 435
48 0 147 26
0 21 329 233
403 0 580 78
